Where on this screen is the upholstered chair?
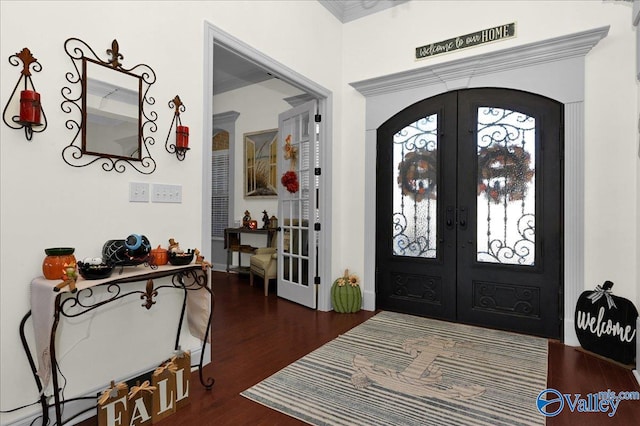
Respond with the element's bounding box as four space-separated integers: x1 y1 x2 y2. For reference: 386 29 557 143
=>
249 247 277 296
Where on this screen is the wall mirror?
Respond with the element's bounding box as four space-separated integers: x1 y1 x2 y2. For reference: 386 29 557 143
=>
84 59 140 158
62 38 157 174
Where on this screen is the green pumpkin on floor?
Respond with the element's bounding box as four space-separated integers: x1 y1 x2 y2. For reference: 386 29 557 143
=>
331 269 362 313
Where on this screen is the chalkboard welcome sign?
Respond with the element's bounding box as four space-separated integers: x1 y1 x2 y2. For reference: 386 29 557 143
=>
574 281 638 365
416 23 516 60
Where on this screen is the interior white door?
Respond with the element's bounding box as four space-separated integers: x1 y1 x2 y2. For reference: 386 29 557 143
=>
277 100 319 308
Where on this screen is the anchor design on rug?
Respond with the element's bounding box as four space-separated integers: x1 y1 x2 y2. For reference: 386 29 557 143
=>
350 336 485 399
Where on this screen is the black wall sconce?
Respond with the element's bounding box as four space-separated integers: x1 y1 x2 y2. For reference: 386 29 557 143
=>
2 48 47 141
165 95 189 161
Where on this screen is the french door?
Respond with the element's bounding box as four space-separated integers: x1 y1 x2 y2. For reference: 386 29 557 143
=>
276 100 319 309
376 88 563 338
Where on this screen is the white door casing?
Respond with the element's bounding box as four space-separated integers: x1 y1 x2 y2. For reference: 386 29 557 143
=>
351 26 609 345
203 21 334 311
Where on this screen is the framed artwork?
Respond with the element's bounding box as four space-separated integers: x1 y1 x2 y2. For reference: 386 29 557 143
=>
244 129 278 197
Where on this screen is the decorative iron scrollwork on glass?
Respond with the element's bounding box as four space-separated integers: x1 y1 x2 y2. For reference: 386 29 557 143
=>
61 38 157 174
476 107 536 266
393 114 439 259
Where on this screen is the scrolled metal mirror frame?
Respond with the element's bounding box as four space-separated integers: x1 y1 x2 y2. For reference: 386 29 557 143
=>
61 38 157 174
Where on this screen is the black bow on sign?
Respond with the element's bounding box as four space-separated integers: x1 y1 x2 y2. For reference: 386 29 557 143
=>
586 280 617 309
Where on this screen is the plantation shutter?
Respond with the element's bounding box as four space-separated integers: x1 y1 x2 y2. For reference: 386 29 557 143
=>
212 131 229 238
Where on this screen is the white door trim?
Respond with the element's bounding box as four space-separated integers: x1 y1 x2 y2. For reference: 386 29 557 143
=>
351 26 609 345
202 21 335 311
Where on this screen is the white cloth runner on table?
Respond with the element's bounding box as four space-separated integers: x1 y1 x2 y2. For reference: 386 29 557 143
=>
30 264 211 391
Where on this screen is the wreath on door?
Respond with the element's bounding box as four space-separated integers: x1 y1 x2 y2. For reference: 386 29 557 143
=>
397 150 438 203
477 145 534 203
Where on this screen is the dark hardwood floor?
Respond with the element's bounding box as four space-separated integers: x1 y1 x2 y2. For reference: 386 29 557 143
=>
78 271 639 426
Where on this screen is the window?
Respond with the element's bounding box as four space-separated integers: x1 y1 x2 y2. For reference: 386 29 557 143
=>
212 131 229 238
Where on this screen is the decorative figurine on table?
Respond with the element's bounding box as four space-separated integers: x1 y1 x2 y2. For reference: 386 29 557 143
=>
168 238 183 254
53 262 78 293
269 215 278 229
167 238 196 266
242 210 252 228
194 248 212 270
262 210 270 229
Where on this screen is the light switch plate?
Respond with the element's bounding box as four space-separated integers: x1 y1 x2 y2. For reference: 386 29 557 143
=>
129 182 149 202
151 184 182 203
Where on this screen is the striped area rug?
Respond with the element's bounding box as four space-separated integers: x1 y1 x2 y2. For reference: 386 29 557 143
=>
241 311 548 426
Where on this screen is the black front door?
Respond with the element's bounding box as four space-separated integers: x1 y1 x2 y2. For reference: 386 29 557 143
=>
375 88 563 339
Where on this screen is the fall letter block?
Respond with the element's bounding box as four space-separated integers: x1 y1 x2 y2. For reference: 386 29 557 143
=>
98 381 129 426
172 350 191 410
128 381 155 426
151 361 177 423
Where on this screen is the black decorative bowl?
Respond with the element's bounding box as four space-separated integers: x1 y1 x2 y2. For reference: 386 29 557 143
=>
77 261 114 280
45 247 75 256
168 250 194 266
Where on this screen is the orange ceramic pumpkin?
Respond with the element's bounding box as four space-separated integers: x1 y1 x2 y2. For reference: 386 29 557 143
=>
42 248 76 280
150 245 168 266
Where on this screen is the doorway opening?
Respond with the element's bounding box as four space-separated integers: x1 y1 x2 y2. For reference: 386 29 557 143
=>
203 22 335 310
352 26 608 344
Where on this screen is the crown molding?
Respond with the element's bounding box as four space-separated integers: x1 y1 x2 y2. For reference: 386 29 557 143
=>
351 26 610 97
284 94 316 108
212 110 240 125
318 0 408 23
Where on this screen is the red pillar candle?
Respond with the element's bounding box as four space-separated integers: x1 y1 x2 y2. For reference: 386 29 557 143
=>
176 125 189 149
19 90 41 125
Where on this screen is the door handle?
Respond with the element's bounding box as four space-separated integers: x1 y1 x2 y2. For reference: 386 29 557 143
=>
458 206 468 230
446 206 455 229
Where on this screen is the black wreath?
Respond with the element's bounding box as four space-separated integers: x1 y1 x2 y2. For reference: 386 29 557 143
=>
477 145 533 203
397 150 437 202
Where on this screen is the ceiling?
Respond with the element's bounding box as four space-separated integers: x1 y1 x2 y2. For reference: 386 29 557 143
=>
213 44 273 95
317 0 408 23
212 0 408 95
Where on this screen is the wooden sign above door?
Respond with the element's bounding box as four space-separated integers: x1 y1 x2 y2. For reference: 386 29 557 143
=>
415 23 516 60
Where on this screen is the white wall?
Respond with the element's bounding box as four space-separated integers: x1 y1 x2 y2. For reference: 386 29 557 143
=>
1 0 638 423
0 1 341 424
